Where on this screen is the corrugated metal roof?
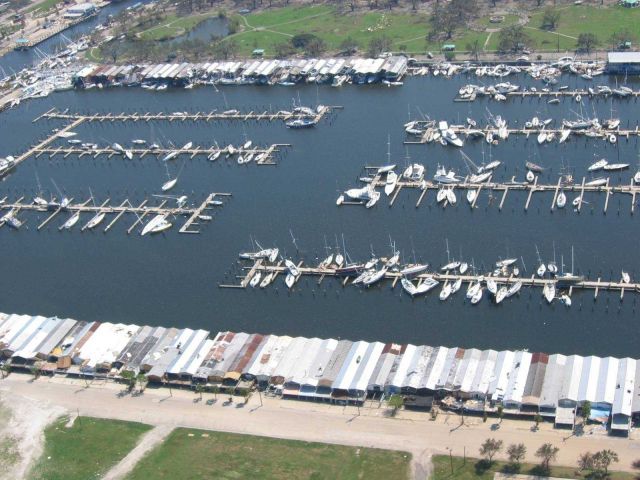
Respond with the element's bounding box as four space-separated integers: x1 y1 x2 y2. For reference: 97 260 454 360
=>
502 351 533 406
577 355 601 402
488 350 515 400
539 354 567 408
296 338 339 388
595 357 619 406
469 349 498 395
317 340 352 388
614 358 636 416
608 52 640 63
368 343 402 391
559 355 583 403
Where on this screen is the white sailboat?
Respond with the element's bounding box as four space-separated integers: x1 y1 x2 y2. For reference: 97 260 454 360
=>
506 281 522 297
450 278 462 294
556 191 567 208
588 158 608 171
61 211 80 229
260 272 274 288
486 278 498 295
162 178 177 191
285 259 299 277
543 282 555 303
85 211 105 230
495 286 508 304
471 287 483 305
622 271 631 284
439 282 452 301
466 189 477 205
249 272 261 287
384 171 398 196
285 273 296 289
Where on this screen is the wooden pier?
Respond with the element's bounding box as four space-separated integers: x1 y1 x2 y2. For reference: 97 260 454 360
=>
341 170 640 214
455 89 640 103
36 106 342 125
0 193 230 234
223 256 640 302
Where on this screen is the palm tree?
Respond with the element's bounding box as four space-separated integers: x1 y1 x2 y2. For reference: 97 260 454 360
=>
0 363 11 379
195 384 204 402
136 373 148 393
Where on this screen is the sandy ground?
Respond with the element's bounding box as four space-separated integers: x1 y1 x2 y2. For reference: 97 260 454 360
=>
102 424 173 480
0 386 65 480
1 373 640 479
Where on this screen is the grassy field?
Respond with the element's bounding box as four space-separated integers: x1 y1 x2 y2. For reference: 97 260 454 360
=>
28 416 152 480
432 455 635 480
26 0 64 14
137 12 223 41
126 428 411 480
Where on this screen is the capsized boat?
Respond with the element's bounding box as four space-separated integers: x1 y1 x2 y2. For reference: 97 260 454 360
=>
363 268 387 287
525 161 544 173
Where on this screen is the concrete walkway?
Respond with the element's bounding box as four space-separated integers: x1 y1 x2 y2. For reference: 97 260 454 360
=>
102 424 174 480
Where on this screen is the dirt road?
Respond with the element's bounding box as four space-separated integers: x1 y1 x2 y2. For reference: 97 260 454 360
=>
1 374 639 478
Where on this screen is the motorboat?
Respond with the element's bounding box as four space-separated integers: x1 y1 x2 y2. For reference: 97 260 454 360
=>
259 272 274 288
526 161 544 173
526 170 535 183
506 281 522 297
470 287 483 304
33 196 48 207
434 166 461 184
402 164 425 181
249 272 262 287
61 211 80 229
162 178 177 191
469 171 492 183
543 283 555 303
284 259 299 277
285 273 296 289
384 171 398 196
438 121 463 147
450 278 462 294
377 164 396 174
585 178 607 187
441 261 460 271
445 188 457 205
1 210 22 229
85 211 106 229
622 271 631 284
494 286 508 304
363 268 387 287
603 163 629 171
556 191 567 208
496 258 517 268
141 214 171 236
439 282 452 301
588 159 608 171
400 264 428 276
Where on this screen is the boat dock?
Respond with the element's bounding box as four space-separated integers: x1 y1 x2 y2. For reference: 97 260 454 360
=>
350 172 640 214
223 256 640 301
30 144 288 165
0 193 230 234
36 106 342 125
405 125 640 145
455 89 640 103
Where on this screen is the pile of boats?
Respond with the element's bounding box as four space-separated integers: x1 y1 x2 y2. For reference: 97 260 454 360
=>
456 82 634 102
405 113 626 146
238 245 612 307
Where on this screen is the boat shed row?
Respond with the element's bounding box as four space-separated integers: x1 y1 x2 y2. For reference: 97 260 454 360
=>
72 56 408 87
0 312 637 435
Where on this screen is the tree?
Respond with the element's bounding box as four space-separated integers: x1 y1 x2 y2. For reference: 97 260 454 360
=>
195 384 204 401
274 42 295 57
609 29 635 50
120 370 136 392
339 37 359 54
388 394 404 416
428 0 476 41
507 443 526 467
534 413 543 430
541 7 560 31
291 33 320 49
466 39 480 62
535 443 559 472
479 438 503 464
497 405 504 423
581 400 591 423
576 33 598 54
592 450 619 476
497 25 531 53
29 364 42 380
136 373 148 392
211 385 220 400
368 36 392 57
0 363 11 379
306 37 326 56
578 452 594 472
213 39 238 59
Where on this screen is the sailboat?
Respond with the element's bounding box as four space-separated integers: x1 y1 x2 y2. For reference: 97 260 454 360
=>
439 282 452 301
486 278 498 295
141 214 172 236
471 287 483 304
285 259 300 277
621 271 631 284
85 211 105 229
61 211 80 230
249 272 262 287
494 286 508 304
384 171 398 196
543 282 555 304
556 191 567 208
260 272 274 288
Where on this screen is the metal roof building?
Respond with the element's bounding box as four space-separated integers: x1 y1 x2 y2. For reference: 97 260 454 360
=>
316 340 352 393
296 338 339 396
539 354 567 411
367 343 402 395
612 358 636 433
521 352 549 408
502 351 533 408
270 337 309 385
559 355 584 406
12 317 76 363
577 355 601 403
488 350 515 402
116 326 166 373
246 335 293 383
77 323 139 372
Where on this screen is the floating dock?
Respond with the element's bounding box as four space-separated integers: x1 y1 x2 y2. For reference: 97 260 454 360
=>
455 89 640 103
224 256 640 302
345 171 640 214
0 193 230 234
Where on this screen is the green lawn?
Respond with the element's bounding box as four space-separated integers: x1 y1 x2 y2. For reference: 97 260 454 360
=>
137 12 223 41
26 0 63 14
28 416 152 480
432 455 635 480
126 428 411 480
527 5 640 52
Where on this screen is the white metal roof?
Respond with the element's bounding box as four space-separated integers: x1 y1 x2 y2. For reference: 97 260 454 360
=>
577 355 601 403
469 349 498 395
459 349 482 393
423 346 449 391
12 316 61 359
287 337 324 386
595 356 619 406
296 338 338 388
404 346 433 390
613 358 636 416
488 350 515 400
271 337 308 381
347 341 384 393
608 52 640 64
5 316 47 354
248 335 293 378
388 344 417 389
502 351 533 405
332 341 371 391
167 329 210 375
79 323 139 368
559 355 584 402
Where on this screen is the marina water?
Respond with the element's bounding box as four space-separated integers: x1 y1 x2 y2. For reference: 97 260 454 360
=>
1 72 639 357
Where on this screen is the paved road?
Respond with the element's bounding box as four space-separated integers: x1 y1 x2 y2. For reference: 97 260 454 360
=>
2 374 639 478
